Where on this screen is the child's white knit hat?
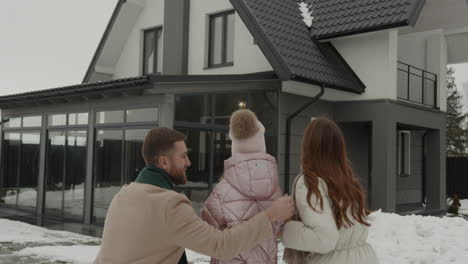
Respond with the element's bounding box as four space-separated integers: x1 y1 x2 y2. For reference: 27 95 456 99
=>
229 109 266 154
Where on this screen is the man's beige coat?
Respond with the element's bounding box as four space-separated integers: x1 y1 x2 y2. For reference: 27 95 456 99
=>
95 182 273 264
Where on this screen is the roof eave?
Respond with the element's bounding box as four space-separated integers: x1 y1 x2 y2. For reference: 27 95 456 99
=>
313 0 426 40
290 75 364 95
229 0 292 81
314 21 409 41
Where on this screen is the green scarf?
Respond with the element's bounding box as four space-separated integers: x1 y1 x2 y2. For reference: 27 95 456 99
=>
134 164 188 264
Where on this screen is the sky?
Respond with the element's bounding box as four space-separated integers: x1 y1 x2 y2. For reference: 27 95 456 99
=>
452 63 468 114
0 0 117 96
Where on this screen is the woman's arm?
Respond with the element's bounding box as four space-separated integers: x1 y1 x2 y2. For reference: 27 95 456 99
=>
281 177 339 254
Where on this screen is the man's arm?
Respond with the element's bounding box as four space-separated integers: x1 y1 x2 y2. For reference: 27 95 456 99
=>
166 193 293 261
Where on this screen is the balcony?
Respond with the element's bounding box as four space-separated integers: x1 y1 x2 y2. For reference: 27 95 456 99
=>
397 61 438 108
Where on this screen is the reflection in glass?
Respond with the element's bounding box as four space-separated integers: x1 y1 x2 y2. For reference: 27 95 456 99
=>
175 95 211 123
213 131 231 182
226 13 235 63
45 132 65 216
144 29 156 74
64 130 87 220
94 130 123 224
96 110 124 124
214 93 248 125
157 30 163 74
126 108 158 123
124 129 149 183
176 128 210 188
69 113 88 125
210 15 223 65
23 116 42 127
49 114 67 126
1 133 21 206
18 132 40 212
4 117 21 128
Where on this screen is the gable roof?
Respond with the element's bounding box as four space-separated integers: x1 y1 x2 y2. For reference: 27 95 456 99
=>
230 0 425 93
231 0 367 93
82 0 425 94
310 0 426 40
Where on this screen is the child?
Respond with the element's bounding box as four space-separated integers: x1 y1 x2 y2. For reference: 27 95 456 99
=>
201 109 283 264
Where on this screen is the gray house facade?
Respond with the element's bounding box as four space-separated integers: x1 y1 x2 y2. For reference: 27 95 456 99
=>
2 0 463 229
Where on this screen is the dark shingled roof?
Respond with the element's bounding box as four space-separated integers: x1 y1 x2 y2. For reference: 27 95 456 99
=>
0 76 150 104
0 72 279 105
309 0 426 40
230 0 425 93
230 0 366 93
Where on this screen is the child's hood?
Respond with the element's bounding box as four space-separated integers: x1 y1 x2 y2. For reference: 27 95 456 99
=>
223 152 279 200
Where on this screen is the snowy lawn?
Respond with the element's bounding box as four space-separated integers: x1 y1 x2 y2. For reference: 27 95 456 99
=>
1 202 468 264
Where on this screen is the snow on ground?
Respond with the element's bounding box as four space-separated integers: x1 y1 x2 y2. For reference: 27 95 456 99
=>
460 199 468 215
0 218 99 244
15 246 99 264
1 201 468 264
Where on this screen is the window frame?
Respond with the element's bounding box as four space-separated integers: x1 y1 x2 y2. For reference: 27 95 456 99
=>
142 26 163 75
398 130 411 177
208 10 235 68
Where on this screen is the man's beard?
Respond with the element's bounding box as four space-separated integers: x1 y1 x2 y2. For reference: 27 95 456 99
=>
169 166 187 185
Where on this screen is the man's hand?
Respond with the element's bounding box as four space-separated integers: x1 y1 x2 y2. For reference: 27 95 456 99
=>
265 195 294 222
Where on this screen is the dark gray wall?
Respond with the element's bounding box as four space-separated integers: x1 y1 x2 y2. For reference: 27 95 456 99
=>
162 0 190 75
334 99 446 212
278 92 334 193
396 130 424 204
340 123 371 202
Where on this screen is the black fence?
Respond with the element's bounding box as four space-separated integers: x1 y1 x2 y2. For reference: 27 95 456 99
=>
397 61 438 108
446 157 468 199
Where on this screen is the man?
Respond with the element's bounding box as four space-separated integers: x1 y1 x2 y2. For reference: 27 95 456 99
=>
95 127 294 264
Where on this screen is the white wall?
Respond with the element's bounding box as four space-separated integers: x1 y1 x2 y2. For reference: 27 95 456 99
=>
188 0 272 75
283 30 398 101
113 0 165 79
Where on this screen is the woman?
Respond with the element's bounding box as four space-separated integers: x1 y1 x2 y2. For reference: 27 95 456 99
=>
282 117 379 264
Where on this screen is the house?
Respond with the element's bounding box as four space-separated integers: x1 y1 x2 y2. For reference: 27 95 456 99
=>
1 0 467 228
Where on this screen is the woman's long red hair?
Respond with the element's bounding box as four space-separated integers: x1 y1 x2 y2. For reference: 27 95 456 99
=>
301 117 370 229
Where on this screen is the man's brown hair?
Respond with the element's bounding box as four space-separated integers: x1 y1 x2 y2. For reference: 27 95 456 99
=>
142 127 186 165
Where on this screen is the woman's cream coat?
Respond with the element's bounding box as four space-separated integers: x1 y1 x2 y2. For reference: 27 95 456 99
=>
282 175 379 264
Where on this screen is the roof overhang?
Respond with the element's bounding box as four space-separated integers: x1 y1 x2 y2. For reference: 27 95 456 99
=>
0 72 279 109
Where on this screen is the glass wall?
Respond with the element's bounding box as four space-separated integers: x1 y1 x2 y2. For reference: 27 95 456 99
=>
174 90 278 213
1 133 21 206
93 107 158 224
45 129 87 221
45 112 88 221
1 115 42 213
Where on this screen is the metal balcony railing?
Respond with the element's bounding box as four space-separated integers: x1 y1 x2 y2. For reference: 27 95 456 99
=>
397 61 438 108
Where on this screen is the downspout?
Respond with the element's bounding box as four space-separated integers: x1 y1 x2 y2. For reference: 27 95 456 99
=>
422 131 427 207
284 84 325 194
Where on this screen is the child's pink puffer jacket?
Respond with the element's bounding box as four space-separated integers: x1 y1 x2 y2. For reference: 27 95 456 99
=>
201 152 283 264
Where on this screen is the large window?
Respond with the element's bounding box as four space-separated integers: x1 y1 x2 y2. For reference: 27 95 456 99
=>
143 27 163 75
93 107 158 224
399 131 411 177
208 11 235 68
45 130 87 221
174 91 278 192
45 112 88 221
1 115 42 213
